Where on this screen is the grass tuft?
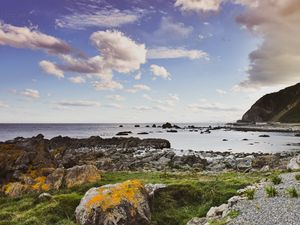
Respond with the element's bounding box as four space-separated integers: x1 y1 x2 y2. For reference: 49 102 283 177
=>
271 175 282 185
286 187 298 198
265 185 277 197
295 174 300 181
244 188 255 200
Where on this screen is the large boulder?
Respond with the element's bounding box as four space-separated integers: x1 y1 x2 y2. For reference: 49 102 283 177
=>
75 180 151 225
65 165 101 188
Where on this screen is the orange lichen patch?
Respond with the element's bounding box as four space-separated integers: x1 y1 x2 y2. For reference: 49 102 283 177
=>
86 180 144 212
32 176 49 191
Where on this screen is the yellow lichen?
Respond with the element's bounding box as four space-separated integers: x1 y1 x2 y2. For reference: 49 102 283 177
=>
4 183 13 195
32 176 48 191
86 180 144 211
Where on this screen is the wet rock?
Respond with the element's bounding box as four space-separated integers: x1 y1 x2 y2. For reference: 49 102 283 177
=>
75 180 150 225
167 130 178 133
138 132 149 135
162 122 173 129
259 134 270 138
135 125 140 128
116 131 132 136
65 165 101 188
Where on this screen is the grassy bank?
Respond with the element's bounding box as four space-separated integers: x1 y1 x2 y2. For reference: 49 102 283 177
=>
0 171 274 225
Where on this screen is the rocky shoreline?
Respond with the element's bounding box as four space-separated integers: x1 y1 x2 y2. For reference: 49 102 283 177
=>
1 134 300 197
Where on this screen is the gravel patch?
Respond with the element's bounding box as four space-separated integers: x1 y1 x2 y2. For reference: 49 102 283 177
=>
228 172 300 225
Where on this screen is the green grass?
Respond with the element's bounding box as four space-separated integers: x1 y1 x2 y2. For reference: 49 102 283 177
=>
271 175 282 185
0 171 272 225
244 188 255 200
265 185 277 197
286 187 298 198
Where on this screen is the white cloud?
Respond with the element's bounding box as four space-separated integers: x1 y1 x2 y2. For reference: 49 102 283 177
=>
150 64 171 80
0 22 71 55
39 60 64 78
175 0 222 13
40 30 147 90
134 71 142 80
56 9 141 30
147 47 209 60
154 17 193 40
104 103 123 109
235 0 300 88
93 80 124 91
188 99 240 112
21 89 40 99
216 89 227 95
126 84 151 93
0 101 8 108
90 30 147 74
68 76 86 84
106 94 124 101
57 100 100 107
133 105 152 111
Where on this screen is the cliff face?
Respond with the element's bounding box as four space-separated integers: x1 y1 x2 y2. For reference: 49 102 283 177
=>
241 83 300 123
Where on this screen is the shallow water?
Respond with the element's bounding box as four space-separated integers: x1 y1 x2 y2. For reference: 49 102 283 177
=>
0 123 299 153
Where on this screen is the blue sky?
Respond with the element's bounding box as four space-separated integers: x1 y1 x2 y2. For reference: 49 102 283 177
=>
0 0 298 123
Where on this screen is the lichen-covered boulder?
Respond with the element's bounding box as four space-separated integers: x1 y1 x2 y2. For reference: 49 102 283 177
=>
65 165 100 188
75 180 151 225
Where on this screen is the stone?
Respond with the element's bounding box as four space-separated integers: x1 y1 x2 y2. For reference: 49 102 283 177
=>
287 155 300 170
37 192 53 202
206 204 229 218
186 217 207 225
162 122 173 129
145 183 167 196
45 168 65 190
75 180 151 225
65 165 101 188
228 196 245 207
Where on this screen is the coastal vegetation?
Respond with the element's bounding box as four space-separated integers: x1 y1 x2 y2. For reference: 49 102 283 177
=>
0 171 272 225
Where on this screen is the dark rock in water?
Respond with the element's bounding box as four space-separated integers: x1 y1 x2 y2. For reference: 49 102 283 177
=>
119 125 123 127
162 123 181 129
138 132 149 135
240 82 300 123
116 131 132 136
134 125 140 127
222 139 228 142
242 139 249 141
162 122 173 129
152 124 157 128
259 134 270 138
146 125 150 128
167 130 178 133
295 133 300 137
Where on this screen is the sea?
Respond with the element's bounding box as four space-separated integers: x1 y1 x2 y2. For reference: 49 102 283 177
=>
0 123 299 154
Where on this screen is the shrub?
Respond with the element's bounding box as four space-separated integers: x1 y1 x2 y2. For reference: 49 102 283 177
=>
295 174 300 181
244 188 255 200
286 187 298 198
271 176 282 185
265 186 277 197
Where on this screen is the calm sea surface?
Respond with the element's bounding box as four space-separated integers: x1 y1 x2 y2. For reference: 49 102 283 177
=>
0 123 299 153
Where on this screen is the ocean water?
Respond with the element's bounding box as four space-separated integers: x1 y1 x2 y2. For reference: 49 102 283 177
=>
0 123 299 153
